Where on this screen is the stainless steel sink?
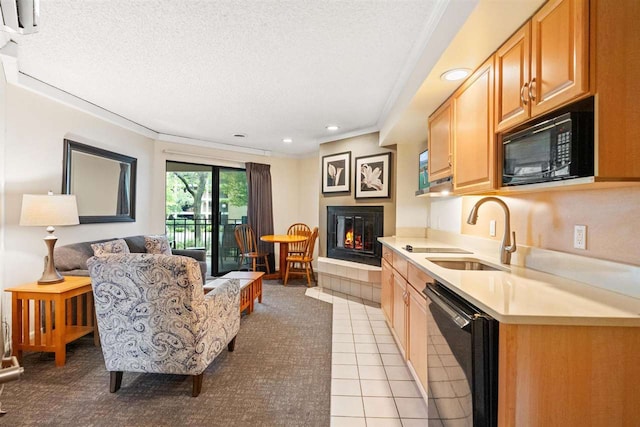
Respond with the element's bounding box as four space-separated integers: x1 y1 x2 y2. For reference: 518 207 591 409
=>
426 257 506 271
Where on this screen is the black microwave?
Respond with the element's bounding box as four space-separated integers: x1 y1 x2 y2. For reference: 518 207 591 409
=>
502 111 594 187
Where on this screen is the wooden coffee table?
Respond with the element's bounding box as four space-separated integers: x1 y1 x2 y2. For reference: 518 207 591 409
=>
204 271 264 314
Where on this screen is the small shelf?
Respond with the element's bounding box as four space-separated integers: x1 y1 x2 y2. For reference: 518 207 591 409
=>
497 177 640 195
65 325 94 343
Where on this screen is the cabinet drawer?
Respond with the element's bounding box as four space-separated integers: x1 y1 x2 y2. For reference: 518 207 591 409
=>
382 246 393 265
392 252 408 279
408 263 436 294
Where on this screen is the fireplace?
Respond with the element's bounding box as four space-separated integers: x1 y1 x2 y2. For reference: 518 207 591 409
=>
327 206 383 266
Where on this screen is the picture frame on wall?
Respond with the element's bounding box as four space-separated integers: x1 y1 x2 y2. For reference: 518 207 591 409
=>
418 149 429 191
322 151 351 194
355 152 391 199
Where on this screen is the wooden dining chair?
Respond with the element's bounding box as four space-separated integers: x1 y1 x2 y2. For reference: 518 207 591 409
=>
284 227 318 287
234 224 271 274
286 223 311 257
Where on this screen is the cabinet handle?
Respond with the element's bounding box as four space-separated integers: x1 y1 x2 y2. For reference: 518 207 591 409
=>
520 82 529 105
448 154 452 167
528 78 536 102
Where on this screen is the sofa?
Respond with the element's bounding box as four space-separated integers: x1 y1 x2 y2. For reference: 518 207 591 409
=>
53 235 208 283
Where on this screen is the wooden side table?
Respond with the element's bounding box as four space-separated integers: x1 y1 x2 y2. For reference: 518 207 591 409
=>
5 276 96 367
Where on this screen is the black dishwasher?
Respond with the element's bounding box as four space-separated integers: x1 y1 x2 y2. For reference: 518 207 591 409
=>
423 282 499 427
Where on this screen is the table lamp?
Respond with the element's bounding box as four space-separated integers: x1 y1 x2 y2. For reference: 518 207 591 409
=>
20 192 79 284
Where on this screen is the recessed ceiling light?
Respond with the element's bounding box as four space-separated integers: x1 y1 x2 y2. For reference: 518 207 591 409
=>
282 138 293 144
326 125 339 131
233 133 247 138
440 68 471 81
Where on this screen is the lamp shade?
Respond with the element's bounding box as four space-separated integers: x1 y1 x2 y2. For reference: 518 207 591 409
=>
20 194 79 227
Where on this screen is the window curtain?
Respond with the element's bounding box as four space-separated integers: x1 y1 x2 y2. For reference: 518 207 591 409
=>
245 162 275 273
116 163 130 215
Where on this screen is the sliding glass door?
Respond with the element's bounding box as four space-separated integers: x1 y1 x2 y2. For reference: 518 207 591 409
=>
166 161 247 276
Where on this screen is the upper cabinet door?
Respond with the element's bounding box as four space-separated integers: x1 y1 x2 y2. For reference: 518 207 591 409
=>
495 23 531 132
427 100 452 182
530 0 589 117
453 57 496 194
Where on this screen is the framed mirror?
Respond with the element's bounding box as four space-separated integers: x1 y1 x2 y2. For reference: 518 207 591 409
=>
62 139 137 223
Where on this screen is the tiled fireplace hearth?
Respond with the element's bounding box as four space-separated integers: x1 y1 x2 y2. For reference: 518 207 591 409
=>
317 257 382 303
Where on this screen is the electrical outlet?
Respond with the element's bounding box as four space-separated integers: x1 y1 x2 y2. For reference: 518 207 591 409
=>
489 220 496 237
574 225 587 250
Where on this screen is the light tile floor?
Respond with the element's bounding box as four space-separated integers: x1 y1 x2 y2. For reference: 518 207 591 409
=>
305 287 429 427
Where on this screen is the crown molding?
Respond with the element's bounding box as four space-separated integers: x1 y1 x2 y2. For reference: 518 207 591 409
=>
158 133 271 157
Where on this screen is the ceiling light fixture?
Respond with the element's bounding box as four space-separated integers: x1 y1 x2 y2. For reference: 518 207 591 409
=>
233 133 247 138
440 68 471 81
326 125 339 131
282 138 293 144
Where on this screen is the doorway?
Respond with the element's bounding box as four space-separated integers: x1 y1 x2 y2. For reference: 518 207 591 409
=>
165 161 248 276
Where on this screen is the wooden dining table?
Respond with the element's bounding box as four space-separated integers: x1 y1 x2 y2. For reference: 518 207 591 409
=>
260 234 307 281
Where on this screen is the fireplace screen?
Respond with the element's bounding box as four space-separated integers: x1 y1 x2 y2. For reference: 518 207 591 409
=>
336 216 368 251
328 206 383 266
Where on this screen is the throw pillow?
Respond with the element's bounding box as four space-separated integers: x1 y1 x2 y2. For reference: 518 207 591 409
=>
91 239 131 256
144 235 172 255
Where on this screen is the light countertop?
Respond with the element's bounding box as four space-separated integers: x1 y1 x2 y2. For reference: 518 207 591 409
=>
379 236 640 327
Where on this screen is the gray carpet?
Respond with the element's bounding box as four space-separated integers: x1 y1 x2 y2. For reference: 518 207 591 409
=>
0 279 332 426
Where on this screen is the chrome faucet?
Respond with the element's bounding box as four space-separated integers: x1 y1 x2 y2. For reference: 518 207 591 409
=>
466 197 516 265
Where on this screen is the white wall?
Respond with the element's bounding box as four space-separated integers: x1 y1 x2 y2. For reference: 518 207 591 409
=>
0 60 7 324
296 155 320 229
2 83 155 290
395 141 429 236
429 196 462 233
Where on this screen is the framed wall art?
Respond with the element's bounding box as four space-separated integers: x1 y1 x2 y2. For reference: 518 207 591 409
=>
355 152 391 199
418 149 429 191
322 151 351 194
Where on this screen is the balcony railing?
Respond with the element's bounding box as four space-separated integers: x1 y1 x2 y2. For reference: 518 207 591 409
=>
166 217 214 253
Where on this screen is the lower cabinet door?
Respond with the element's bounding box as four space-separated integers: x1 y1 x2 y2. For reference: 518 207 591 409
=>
392 273 407 355
408 284 428 392
381 259 394 324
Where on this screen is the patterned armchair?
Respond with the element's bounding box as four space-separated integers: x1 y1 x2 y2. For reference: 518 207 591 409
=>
87 253 240 397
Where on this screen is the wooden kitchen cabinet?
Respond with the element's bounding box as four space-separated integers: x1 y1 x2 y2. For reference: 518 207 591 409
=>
495 23 531 132
392 273 408 356
495 0 590 132
498 323 640 426
432 0 639 193
381 258 393 325
530 0 590 118
427 100 452 182
382 247 432 401
453 56 496 194
382 245 393 265
407 283 428 393
592 0 640 179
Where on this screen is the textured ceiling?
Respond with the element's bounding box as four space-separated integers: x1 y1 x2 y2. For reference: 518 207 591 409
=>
13 0 454 156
